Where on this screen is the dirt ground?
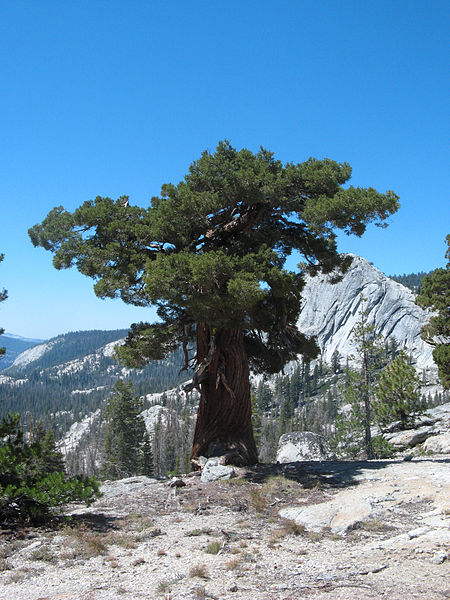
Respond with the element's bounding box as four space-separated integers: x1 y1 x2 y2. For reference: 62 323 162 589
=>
1 458 449 600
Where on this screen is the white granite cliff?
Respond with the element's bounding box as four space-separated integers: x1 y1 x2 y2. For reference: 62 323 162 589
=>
296 255 435 370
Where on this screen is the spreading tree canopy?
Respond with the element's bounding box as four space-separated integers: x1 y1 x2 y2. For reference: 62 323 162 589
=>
29 141 399 466
416 234 450 388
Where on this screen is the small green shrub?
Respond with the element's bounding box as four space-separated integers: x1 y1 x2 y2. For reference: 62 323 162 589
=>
204 541 221 555
0 413 100 524
371 435 396 458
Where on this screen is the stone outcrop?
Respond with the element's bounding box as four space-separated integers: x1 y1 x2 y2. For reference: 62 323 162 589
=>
279 459 450 535
296 254 435 371
383 402 450 452
423 432 450 454
276 431 335 463
386 426 435 448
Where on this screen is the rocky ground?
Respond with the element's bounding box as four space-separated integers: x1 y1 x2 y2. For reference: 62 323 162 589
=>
0 454 449 600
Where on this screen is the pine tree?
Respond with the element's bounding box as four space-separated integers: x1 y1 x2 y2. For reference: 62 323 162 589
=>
332 367 368 458
250 392 262 452
139 432 154 477
30 421 65 474
373 352 424 430
30 141 399 467
256 380 273 411
102 380 146 479
346 297 384 458
331 350 341 374
416 235 450 389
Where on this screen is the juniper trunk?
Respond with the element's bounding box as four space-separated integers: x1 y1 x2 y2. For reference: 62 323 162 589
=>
190 323 258 467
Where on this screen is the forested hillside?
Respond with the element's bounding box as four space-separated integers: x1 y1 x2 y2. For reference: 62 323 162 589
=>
0 329 192 437
389 271 430 292
5 329 128 374
0 333 43 370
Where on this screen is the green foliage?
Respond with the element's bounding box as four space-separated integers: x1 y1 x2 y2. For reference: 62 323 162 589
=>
389 271 430 292
373 352 424 429
139 431 154 477
371 436 395 459
102 380 147 479
347 298 385 458
416 235 450 388
331 368 366 458
250 392 262 450
0 413 100 524
30 141 399 376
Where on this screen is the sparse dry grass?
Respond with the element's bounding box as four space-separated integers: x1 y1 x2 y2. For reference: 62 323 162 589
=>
155 574 183 596
105 531 137 549
0 558 12 571
7 567 37 584
30 544 57 563
189 563 209 579
61 528 108 559
225 557 241 571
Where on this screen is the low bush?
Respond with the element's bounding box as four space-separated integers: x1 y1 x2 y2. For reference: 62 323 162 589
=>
0 412 100 524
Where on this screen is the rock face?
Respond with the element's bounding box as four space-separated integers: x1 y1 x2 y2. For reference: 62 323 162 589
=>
296 255 435 370
276 431 334 463
383 402 450 452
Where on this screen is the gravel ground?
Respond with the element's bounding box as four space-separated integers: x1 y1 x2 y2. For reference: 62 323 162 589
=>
1 458 449 600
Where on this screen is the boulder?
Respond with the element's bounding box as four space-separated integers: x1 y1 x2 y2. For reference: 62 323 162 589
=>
201 457 236 482
386 426 434 448
423 432 450 454
276 431 334 463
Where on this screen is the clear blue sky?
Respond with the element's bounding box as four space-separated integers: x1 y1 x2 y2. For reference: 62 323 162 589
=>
1 1 448 340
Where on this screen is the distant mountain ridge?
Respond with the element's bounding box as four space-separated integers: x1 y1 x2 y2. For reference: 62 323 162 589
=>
6 329 129 374
0 333 44 370
0 329 193 433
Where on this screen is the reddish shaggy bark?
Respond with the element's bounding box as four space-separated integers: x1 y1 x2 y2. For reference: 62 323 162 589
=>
190 323 258 467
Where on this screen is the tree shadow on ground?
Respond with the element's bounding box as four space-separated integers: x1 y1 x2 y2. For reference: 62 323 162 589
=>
242 457 450 489
64 511 120 532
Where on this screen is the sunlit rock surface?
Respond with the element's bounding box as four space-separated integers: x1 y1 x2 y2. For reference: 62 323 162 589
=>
297 255 435 370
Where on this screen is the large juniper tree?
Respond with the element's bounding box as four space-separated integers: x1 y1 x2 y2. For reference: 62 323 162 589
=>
29 141 399 466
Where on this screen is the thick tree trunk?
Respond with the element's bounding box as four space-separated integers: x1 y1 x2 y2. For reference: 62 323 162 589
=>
190 323 258 467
